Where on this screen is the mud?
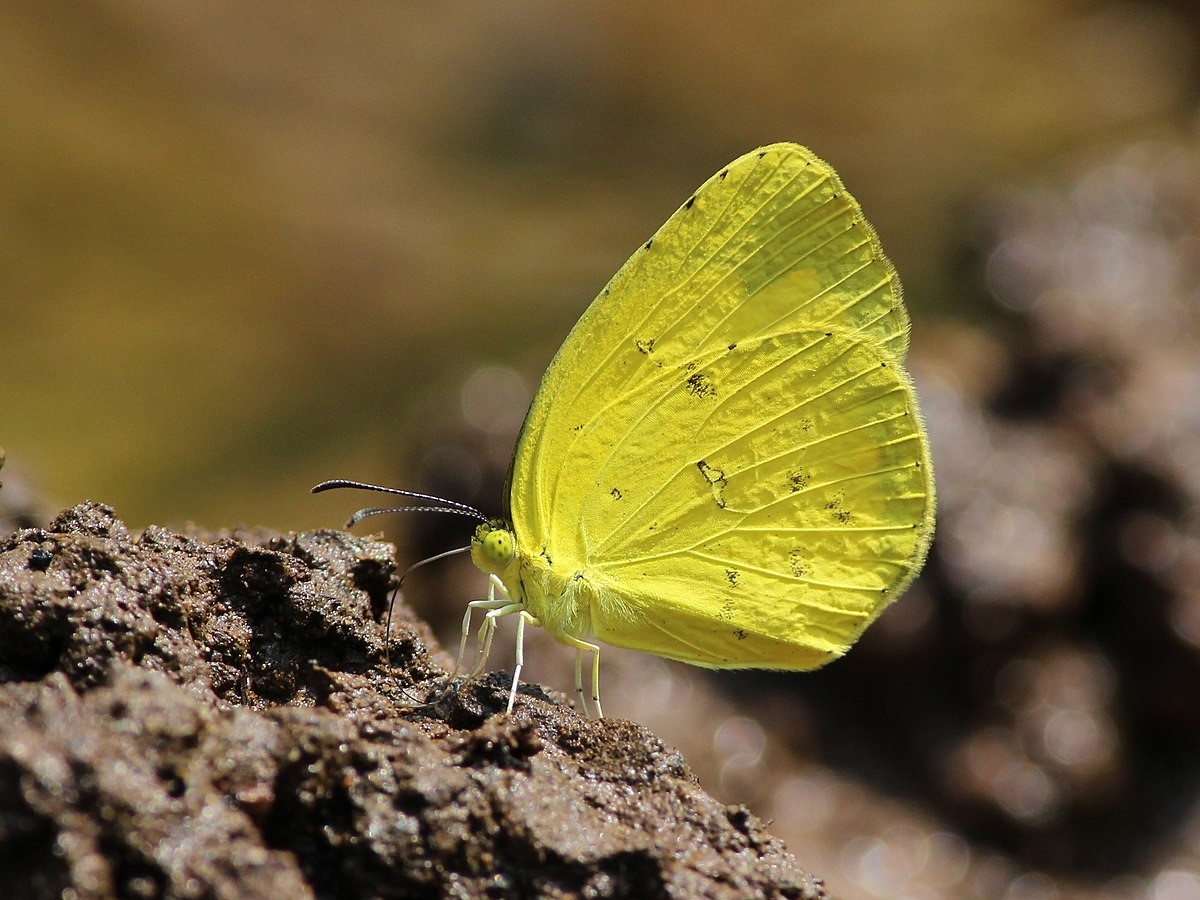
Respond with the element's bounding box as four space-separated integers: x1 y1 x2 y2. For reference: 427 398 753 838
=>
0 502 825 899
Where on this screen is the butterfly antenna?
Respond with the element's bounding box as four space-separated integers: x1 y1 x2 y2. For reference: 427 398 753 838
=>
312 479 489 525
314 479 489 707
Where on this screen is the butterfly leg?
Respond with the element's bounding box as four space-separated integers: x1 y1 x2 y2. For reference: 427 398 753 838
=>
489 572 508 602
474 598 524 679
506 609 541 713
573 650 585 714
457 599 501 677
466 600 518 678
563 636 603 719
449 573 511 678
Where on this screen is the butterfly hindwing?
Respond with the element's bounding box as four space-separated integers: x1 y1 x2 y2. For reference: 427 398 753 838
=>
581 330 931 668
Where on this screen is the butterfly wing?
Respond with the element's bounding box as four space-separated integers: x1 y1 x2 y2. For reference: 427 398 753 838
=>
508 143 934 668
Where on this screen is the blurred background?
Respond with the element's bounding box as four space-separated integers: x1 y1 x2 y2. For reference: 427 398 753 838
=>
5 1 1200 896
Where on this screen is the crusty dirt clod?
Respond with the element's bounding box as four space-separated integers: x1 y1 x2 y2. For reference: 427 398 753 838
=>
0 502 826 899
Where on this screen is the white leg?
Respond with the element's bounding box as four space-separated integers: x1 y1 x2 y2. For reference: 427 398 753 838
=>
474 601 523 677
451 573 511 678
453 597 510 679
562 636 602 718
589 640 603 719
573 648 586 715
506 610 539 713
489 573 508 601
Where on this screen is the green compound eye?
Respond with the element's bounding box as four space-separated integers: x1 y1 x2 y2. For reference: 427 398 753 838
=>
484 529 514 564
474 522 514 566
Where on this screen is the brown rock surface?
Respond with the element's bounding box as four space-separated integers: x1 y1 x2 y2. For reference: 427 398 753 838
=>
0 502 826 899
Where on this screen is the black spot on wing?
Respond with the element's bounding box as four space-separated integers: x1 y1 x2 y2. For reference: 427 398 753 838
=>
825 493 854 525
788 549 807 578
685 371 716 399
787 469 811 492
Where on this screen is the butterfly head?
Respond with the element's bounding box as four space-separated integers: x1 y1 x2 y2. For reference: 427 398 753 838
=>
470 519 518 577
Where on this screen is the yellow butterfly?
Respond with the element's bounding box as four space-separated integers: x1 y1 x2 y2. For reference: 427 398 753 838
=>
317 143 935 718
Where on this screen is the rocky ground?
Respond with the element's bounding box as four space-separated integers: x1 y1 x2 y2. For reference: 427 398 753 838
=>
0 500 826 899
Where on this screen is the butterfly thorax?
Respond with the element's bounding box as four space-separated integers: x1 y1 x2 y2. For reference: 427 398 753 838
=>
470 519 597 643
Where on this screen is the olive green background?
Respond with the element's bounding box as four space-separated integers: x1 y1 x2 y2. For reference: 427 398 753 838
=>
6 2 1192 531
